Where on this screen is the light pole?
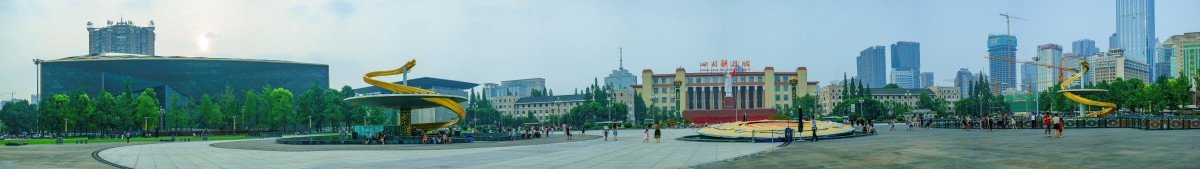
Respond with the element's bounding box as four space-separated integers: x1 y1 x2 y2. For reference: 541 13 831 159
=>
308 115 313 133
790 77 799 124
858 99 864 124
232 115 237 135
673 78 682 123
33 59 42 135
63 118 67 136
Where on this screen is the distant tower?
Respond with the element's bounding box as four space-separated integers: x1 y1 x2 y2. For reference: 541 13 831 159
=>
88 19 156 55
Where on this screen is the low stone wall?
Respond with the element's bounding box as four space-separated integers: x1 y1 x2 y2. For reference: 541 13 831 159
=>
927 117 1200 130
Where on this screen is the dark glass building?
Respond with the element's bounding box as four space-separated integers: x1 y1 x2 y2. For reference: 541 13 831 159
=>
988 34 1017 92
37 53 329 109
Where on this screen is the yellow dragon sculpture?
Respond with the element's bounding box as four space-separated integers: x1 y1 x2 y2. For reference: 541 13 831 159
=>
1060 60 1117 117
362 59 466 130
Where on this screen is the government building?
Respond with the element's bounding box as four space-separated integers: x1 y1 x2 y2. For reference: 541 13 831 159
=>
632 66 818 124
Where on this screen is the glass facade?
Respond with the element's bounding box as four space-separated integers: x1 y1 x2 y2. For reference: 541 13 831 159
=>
988 34 1018 92
891 41 921 88
857 46 886 88
39 55 329 111
1115 0 1156 79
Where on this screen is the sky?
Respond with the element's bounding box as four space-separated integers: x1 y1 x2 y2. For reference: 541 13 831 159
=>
1 0 1198 101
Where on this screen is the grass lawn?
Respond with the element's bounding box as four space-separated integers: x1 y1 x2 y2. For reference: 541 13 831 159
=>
2 132 336 145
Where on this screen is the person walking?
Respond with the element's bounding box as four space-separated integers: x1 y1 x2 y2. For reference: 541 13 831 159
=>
603 125 610 141
643 126 650 143
1043 114 1051 138
566 126 573 140
1010 116 1017 131
653 123 662 143
612 125 619 141
811 118 818 142
1054 114 1063 138
889 119 896 131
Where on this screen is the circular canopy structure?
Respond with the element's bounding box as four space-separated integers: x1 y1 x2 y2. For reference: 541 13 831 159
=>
697 120 854 139
1058 89 1108 95
344 94 467 110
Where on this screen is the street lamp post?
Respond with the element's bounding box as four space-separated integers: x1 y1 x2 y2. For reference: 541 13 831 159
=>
63 118 67 136
308 115 313 133
858 99 864 122
232 115 237 135
673 78 682 123
789 77 799 126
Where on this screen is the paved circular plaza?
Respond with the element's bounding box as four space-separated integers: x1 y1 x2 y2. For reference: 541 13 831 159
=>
706 126 1200 169
97 129 777 168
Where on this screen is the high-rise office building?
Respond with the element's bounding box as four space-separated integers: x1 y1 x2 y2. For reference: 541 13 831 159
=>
1163 32 1200 81
1035 44 1063 92
919 72 934 88
1021 63 1037 93
954 68 975 98
1110 33 1120 50
1156 44 1175 78
88 19 155 55
1115 0 1156 80
988 34 1018 92
857 46 887 88
1072 39 1100 57
891 41 920 88
891 69 917 89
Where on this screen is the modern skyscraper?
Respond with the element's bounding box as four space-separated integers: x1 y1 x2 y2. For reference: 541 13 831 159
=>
1072 39 1100 57
856 46 887 88
954 68 975 98
605 47 637 90
891 41 920 88
1115 0 1156 80
88 19 156 55
1035 44 1063 92
988 34 1017 92
1021 63 1037 93
919 72 934 88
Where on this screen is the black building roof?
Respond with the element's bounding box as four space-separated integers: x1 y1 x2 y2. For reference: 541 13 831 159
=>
869 88 934 96
354 77 478 94
515 94 586 104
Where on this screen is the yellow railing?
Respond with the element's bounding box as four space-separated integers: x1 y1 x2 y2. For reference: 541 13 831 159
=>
1059 60 1117 117
362 59 465 130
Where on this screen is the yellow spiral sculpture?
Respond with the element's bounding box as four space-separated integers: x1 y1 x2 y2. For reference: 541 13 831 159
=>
1060 60 1117 117
362 59 466 130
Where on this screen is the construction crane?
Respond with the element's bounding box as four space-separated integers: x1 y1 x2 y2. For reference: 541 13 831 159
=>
999 13 1029 36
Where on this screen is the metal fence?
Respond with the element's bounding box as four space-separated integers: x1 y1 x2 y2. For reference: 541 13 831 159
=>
928 117 1200 130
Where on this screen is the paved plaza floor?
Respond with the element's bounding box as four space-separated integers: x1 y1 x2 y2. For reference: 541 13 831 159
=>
706 126 1200 169
98 128 778 168
0 142 152 169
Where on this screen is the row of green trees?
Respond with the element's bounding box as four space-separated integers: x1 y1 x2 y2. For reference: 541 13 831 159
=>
0 81 399 135
1036 74 1196 113
953 74 1012 117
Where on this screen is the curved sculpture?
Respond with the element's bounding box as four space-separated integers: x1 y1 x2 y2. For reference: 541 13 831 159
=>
352 59 466 131
1060 60 1117 117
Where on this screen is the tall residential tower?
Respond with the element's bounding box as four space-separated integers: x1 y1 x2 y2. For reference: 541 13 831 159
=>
856 46 886 88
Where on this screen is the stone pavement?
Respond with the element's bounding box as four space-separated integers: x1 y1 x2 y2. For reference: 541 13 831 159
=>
706 127 1200 169
0 142 152 169
211 134 601 151
99 129 779 169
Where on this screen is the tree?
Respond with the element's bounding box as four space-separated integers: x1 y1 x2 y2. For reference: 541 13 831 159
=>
264 88 295 130
39 94 72 135
883 83 900 89
242 91 261 130
199 94 225 130
94 91 118 132
0 100 38 134
134 88 161 132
